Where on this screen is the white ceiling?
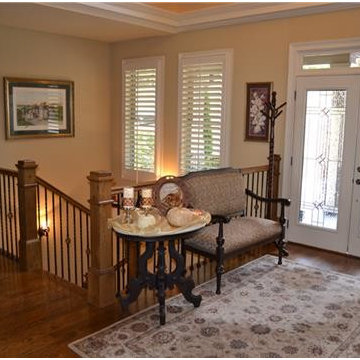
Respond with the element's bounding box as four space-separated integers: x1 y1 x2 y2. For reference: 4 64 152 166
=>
0 2 359 43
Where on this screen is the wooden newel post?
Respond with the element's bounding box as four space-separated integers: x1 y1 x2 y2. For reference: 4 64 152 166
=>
88 170 116 307
17 160 42 271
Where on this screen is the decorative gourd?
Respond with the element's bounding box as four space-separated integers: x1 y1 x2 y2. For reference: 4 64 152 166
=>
166 207 196 227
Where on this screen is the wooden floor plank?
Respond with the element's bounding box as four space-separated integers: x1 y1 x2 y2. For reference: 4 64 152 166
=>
1 243 360 357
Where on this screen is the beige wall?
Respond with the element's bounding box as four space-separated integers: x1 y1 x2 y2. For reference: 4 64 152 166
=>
111 8 360 182
1 8 360 203
0 25 111 205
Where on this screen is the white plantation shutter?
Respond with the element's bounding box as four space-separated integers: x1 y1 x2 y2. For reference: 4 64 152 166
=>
179 50 232 174
122 57 164 180
124 68 156 172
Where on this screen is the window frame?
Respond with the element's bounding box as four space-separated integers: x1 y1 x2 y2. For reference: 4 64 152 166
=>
177 49 233 175
121 56 164 182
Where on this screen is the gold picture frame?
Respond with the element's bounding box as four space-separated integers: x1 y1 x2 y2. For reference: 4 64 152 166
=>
4 77 74 139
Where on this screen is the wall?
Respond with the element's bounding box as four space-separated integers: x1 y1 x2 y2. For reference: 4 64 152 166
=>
2 8 360 200
0 25 111 205
110 8 360 183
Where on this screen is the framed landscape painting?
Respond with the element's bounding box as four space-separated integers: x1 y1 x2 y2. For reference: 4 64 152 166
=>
4 78 74 139
245 82 271 141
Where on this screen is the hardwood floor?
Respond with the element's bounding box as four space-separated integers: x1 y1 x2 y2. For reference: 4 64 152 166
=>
1 243 360 357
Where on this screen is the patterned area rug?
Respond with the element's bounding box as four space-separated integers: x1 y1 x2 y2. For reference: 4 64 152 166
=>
69 255 360 357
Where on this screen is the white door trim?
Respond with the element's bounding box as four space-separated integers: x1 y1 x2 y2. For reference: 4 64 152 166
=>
288 75 360 253
282 37 360 243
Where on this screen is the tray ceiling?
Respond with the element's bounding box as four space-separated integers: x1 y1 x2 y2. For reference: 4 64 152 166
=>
0 2 358 43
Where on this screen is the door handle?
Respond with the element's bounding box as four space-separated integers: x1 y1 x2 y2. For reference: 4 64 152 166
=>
356 179 360 185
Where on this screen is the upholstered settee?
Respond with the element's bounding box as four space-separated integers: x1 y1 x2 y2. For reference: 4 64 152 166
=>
179 167 291 294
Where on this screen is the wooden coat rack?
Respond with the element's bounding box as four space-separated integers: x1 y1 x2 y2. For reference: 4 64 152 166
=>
261 91 286 218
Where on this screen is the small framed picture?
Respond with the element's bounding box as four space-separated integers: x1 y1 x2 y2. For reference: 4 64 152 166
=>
4 77 74 139
245 82 272 141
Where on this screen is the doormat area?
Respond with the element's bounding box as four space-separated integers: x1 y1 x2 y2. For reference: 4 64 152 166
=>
69 255 360 357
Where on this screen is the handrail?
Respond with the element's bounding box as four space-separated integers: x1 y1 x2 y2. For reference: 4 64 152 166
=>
111 180 156 195
0 168 89 214
110 164 271 194
0 167 18 177
241 164 269 174
37 176 90 214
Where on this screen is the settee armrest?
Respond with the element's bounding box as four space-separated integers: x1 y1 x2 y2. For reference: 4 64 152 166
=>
245 189 290 230
211 214 232 224
245 189 291 207
211 210 244 225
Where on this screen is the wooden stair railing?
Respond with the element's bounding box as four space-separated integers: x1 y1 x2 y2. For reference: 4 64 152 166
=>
36 175 91 288
0 160 92 289
107 157 281 301
242 154 281 220
0 166 20 261
0 161 41 270
0 158 281 308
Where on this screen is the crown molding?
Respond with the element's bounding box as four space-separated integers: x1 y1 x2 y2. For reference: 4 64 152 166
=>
42 2 360 38
177 2 360 31
41 2 178 33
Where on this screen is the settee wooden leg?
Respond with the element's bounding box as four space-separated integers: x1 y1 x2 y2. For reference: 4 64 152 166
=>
276 239 288 265
277 207 289 265
216 222 225 294
277 239 284 265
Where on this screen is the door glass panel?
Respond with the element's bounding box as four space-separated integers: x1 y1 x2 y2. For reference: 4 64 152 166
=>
299 89 347 230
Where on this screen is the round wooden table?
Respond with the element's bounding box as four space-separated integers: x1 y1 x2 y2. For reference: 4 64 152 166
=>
114 225 205 325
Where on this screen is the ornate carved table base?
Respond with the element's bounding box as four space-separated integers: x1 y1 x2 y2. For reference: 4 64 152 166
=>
118 237 202 325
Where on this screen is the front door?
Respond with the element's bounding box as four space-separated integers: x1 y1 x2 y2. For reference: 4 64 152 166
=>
288 75 360 254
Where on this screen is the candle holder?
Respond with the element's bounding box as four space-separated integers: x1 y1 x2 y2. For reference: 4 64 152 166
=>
123 205 135 224
141 188 153 216
123 187 135 223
